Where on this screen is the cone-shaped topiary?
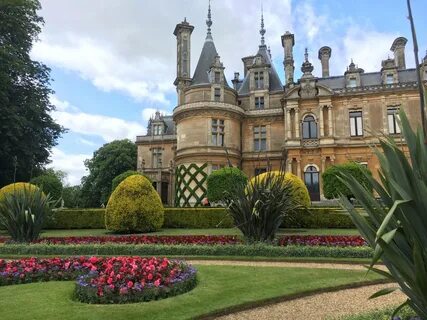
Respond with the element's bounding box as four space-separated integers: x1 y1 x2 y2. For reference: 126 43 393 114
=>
105 175 164 233
0 182 44 203
250 171 310 207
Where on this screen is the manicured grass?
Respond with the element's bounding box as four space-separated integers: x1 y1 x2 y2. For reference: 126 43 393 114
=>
0 228 360 238
0 265 382 320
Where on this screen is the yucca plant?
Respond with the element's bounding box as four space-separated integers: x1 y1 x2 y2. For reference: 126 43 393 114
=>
224 170 300 243
0 186 54 242
339 110 427 319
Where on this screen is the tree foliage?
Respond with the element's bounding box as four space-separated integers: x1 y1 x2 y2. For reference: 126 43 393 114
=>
322 162 372 199
80 139 137 207
30 171 63 200
61 185 82 208
207 167 248 202
0 0 65 187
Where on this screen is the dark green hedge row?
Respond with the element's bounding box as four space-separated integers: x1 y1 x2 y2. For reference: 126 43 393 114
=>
283 210 355 229
47 209 105 229
0 243 373 258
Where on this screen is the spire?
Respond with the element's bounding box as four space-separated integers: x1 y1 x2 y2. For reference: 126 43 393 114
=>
304 47 308 62
260 4 266 46
301 48 314 74
206 0 213 40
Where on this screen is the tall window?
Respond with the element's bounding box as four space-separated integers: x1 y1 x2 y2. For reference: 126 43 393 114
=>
302 115 318 139
386 74 394 84
211 119 224 146
214 72 221 84
348 77 357 88
153 124 162 135
214 88 221 102
255 97 264 110
388 108 401 134
254 71 264 89
253 125 267 151
349 111 363 137
152 148 162 168
254 168 267 176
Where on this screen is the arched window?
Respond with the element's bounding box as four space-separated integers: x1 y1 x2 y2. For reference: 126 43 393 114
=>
302 115 318 139
304 165 320 201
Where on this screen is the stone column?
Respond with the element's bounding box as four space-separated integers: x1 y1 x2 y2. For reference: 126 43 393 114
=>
297 159 301 178
327 106 333 137
286 159 292 172
319 106 324 137
286 109 291 139
295 108 300 138
321 157 326 172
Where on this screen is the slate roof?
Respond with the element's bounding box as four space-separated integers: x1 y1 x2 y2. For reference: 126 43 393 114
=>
191 35 230 87
317 68 418 89
146 115 175 136
238 45 283 95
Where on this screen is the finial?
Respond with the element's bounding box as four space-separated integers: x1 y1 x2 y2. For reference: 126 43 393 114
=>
206 0 212 36
268 45 271 58
184 17 187 23
260 4 266 46
304 48 308 62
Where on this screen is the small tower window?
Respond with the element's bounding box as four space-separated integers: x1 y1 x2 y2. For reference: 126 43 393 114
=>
255 97 265 110
254 71 264 89
253 125 267 151
153 124 162 135
211 119 225 146
214 88 221 102
214 72 221 84
386 74 394 84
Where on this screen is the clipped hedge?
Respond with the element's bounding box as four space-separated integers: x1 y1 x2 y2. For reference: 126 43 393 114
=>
45 207 357 229
0 243 374 258
207 167 248 202
0 182 43 203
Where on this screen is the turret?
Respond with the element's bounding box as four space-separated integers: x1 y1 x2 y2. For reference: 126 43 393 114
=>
318 46 332 78
281 31 295 85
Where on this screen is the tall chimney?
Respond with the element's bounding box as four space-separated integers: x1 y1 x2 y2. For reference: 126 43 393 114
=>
241 56 254 77
318 46 332 78
281 31 295 85
390 37 408 70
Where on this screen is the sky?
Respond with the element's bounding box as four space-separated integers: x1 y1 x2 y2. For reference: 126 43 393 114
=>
32 0 427 186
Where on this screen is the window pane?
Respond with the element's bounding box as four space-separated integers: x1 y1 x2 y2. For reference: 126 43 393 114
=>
356 116 363 136
388 114 395 134
212 134 217 145
350 118 356 136
310 121 317 138
303 122 310 139
261 139 266 151
254 140 259 151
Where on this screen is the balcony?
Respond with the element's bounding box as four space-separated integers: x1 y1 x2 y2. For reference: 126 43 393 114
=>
301 138 319 148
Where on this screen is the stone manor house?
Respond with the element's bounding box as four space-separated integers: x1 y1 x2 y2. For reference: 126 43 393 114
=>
136 5 427 206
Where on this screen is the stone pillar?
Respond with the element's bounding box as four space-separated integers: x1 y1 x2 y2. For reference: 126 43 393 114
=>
286 159 292 172
327 106 333 137
297 159 301 178
319 106 324 137
295 108 300 138
321 157 326 172
286 109 291 139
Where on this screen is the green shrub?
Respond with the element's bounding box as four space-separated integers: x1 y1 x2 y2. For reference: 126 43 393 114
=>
0 182 42 203
30 174 63 201
164 208 233 228
111 170 151 194
46 209 105 229
0 243 374 258
207 167 248 202
105 175 164 233
282 208 356 229
250 171 311 207
322 162 372 199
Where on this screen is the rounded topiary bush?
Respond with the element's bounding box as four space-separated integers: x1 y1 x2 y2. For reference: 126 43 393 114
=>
322 162 372 200
207 167 248 202
0 182 43 203
250 171 311 207
111 170 151 194
105 175 164 233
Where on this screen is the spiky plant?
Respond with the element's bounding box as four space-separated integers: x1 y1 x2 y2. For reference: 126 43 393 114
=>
0 186 54 242
224 170 300 243
339 110 427 319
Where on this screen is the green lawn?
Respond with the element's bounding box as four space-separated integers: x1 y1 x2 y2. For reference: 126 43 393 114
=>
8 227 359 238
0 264 381 320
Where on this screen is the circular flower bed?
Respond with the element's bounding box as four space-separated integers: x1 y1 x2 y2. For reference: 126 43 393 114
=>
0 256 197 304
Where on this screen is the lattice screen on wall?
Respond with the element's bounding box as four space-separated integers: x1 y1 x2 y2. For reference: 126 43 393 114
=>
174 163 208 207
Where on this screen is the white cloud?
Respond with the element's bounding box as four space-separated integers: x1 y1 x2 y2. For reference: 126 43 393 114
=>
50 94 79 112
47 148 90 186
295 1 328 42
78 138 97 147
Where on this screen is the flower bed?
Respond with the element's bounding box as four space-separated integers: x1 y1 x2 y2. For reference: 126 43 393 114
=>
0 256 197 304
0 234 367 247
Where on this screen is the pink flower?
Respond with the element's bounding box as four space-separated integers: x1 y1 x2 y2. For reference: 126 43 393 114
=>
154 279 161 287
127 281 133 288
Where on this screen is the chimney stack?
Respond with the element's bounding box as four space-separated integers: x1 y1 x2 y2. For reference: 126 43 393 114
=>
390 37 408 70
318 46 332 78
281 31 295 85
241 56 254 77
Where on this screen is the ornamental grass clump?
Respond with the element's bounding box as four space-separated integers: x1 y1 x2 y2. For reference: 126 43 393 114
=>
225 170 300 243
338 111 427 319
0 183 53 242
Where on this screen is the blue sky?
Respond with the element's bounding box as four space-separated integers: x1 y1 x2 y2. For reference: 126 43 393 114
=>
32 0 427 185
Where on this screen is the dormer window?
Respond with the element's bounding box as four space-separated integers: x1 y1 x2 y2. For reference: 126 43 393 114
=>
386 74 394 84
255 97 264 110
214 72 221 84
255 71 264 89
153 124 162 135
348 77 357 88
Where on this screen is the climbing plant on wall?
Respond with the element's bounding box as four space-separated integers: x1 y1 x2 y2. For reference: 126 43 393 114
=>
175 163 208 207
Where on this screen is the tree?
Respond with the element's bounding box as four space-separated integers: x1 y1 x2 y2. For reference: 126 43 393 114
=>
61 185 82 208
0 0 65 187
206 167 247 203
322 162 372 199
30 171 63 201
80 139 137 207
